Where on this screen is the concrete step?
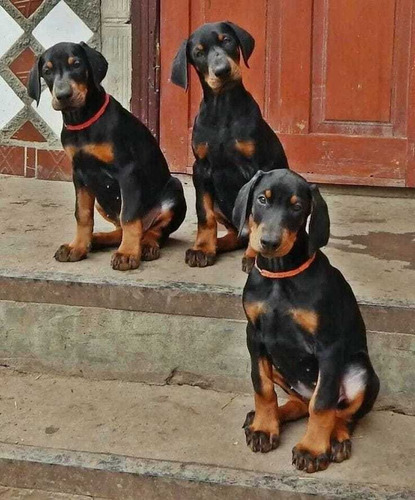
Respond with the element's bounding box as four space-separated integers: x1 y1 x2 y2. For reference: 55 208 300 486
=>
0 175 414 409
0 370 413 499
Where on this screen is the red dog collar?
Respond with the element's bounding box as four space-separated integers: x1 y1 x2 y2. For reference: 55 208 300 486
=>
64 93 110 131
254 252 316 279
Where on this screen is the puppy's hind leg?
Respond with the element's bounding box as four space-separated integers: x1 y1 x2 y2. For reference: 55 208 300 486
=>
91 202 122 250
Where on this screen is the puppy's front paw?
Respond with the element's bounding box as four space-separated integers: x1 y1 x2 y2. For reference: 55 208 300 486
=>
292 445 330 473
111 251 140 271
185 248 216 267
242 256 255 274
243 411 279 453
142 243 160 261
54 244 88 262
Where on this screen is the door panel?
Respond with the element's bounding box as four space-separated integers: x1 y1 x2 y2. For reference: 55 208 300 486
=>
160 0 415 187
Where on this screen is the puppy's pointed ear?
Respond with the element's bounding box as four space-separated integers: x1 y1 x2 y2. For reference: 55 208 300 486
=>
79 42 108 88
225 21 255 67
27 56 42 106
308 184 330 256
171 39 189 90
232 171 264 238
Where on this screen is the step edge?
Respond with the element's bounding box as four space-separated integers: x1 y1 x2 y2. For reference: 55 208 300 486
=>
0 442 412 500
0 270 414 334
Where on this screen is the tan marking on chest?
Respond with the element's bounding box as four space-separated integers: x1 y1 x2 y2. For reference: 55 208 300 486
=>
84 143 114 163
194 143 208 159
245 301 267 324
290 308 319 335
235 140 255 157
64 143 114 164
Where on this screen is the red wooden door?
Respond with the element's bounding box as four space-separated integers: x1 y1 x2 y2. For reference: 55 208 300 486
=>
160 0 415 187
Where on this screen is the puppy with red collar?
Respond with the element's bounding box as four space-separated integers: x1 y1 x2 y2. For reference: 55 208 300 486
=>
233 169 379 473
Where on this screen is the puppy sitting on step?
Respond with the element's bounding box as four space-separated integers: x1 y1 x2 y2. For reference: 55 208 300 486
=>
233 169 379 473
28 42 186 271
171 22 288 271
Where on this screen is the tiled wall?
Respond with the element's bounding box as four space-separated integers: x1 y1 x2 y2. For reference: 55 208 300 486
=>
0 0 100 180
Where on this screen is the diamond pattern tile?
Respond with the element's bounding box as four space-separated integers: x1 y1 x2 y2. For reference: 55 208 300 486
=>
37 149 72 181
0 6 24 57
0 146 24 175
11 121 47 142
0 76 25 129
32 89 63 137
32 1 93 49
11 0 43 18
9 47 37 86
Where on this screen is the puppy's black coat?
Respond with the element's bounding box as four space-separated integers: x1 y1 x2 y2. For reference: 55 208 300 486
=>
171 22 288 270
233 170 379 473
28 42 186 270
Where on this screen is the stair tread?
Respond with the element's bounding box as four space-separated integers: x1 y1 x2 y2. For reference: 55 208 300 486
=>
0 174 414 312
0 370 413 498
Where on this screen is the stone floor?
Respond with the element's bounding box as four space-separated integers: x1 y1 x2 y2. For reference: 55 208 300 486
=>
0 174 414 308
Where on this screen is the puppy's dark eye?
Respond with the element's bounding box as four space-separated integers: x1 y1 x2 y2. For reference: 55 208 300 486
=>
292 203 303 212
258 195 267 205
222 36 231 44
195 51 204 58
43 67 51 76
72 60 81 68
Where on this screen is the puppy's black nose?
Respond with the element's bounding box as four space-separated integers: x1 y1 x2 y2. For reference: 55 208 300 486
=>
214 64 231 78
260 236 280 252
55 85 73 101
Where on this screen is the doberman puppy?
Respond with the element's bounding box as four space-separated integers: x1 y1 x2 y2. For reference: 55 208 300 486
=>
28 42 186 271
233 170 379 473
171 22 288 271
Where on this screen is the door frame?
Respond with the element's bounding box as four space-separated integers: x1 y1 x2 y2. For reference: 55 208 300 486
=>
131 0 161 139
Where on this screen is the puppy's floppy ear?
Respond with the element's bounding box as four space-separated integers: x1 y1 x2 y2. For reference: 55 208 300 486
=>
27 56 42 106
308 184 330 256
225 21 255 67
232 170 264 238
79 42 108 88
171 39 188 90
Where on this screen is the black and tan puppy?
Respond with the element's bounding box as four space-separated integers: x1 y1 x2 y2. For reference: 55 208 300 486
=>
171 22 288 271
28 42 186 271
233 170 379 473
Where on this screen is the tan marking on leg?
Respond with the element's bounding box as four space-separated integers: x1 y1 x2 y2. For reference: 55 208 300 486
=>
296 380 336 457
70 187 95 251
194 143 208 160
193 193 217 254
251 358 280 436
244 302 267 324
141 209 174 260
278 395 309 423
92 229 122 248
117 219 142 257
235 140 255 158
271 367 292 393
289 309 319 335
216 230 241 252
